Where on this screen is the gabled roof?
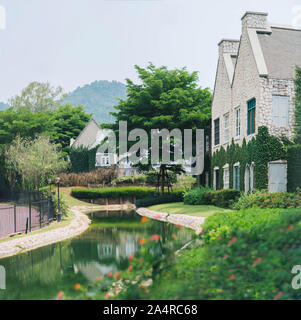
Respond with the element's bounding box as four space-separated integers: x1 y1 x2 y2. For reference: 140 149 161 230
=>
257 26 301 79
70 118 101 148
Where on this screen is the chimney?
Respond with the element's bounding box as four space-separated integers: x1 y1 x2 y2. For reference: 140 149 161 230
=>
241 11 270 30
218 39 239 56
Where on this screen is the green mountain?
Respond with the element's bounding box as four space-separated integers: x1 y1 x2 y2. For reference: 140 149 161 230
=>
63 80 127 124
0 102 9 111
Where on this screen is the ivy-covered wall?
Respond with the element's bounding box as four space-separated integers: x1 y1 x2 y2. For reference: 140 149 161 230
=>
211 126 287 191
69 145 99 173
287 145 301 192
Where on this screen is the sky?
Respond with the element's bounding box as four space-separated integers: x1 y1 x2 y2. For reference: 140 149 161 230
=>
0 0 300 102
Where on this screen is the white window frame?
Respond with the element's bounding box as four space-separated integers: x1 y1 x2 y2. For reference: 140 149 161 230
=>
224 114 230 144
223 164 229 189
233 162 240 191
272 95 289 127
235 107 241 139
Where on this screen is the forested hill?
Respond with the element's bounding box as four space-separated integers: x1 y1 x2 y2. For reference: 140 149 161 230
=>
0 102 9 111
63 80 127 124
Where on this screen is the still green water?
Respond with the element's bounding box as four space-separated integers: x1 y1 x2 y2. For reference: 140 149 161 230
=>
0 211 193 300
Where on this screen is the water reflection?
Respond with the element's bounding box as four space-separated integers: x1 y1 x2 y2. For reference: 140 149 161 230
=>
0 212 193 300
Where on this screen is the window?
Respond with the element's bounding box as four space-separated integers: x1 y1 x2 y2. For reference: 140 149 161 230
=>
272 95 289 127
233 164 240 190
101 155 110 166
224 114 230 143
223 165 229 189
213 167 220 190
214 118 220 146
247 98 256 135
235 107 241 138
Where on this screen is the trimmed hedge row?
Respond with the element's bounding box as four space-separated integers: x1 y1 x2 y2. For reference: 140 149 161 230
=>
136 190 185 208
204 189 240 208
184 187 240 208
71 186 157 200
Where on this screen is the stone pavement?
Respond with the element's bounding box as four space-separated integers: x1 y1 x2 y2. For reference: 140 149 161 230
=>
136 207 205 234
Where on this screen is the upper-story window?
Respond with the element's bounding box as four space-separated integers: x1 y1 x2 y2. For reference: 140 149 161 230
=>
214 118 220 146
272 95 289 127
247 98 256 135
224 114 230 143
235 107 241 138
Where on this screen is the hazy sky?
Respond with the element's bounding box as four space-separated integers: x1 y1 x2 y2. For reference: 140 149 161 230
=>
0 0 300 102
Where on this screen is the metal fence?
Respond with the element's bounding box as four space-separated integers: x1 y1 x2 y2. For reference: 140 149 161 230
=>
0 190 54 239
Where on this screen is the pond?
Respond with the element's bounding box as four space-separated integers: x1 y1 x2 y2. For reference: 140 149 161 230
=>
0 211 194 300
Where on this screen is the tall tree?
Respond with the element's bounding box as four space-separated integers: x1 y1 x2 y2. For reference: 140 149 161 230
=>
9 82 67 113
50 104 91 156
5 135 68 190
105 63 212 193
294 66 301 144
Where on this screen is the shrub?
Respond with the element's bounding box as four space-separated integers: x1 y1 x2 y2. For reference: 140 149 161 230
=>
146 171 177 186
71 186 157 200
183 186 212 205
58 168 117 187
112 175 147 186
136 190 185 207
203 189 241 208
233 190 301 210
52 195 69 220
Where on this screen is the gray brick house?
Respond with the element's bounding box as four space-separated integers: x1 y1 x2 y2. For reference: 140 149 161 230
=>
211 12 301 192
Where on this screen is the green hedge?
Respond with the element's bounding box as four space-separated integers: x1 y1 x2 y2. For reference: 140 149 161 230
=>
287 145 301 192
203 189 241 208
183 186 212 205
71 186 157 200
233 190 301 209
136 190 185 208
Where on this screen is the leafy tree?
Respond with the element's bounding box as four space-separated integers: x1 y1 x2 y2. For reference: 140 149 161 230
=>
5 135 68 190
9 82 67 113
105 63 212 193
0 108 52 145
50 104 91 156
294 66 301 144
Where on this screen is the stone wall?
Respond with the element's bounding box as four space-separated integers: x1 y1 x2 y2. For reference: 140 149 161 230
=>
211 40 239 154
259 78 295 139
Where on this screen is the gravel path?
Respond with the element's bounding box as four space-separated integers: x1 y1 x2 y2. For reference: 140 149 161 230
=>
136 207 206 234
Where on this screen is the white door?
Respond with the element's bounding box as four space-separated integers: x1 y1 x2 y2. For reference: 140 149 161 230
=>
268 162 287 193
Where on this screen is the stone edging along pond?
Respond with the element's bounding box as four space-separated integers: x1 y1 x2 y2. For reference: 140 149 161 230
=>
0 206 95 259
136 208 205 234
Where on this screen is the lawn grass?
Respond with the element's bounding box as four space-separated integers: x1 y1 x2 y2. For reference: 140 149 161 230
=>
148 202 232 217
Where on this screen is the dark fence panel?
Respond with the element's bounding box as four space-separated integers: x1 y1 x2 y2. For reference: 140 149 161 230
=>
0 190 54 239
